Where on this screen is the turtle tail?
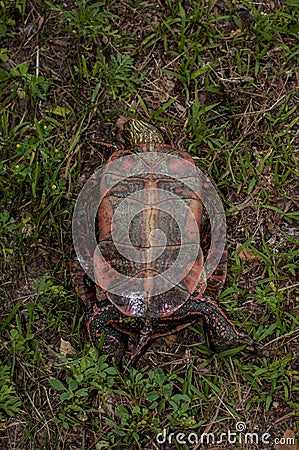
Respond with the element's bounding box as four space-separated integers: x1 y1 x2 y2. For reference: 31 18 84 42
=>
127 319 154 366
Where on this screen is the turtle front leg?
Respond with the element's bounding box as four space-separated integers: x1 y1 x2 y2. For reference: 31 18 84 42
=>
86 300 128 363
96 140 124 157
70 252 97 309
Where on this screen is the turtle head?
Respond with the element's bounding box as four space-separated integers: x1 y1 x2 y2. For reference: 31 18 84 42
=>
123 119 164 145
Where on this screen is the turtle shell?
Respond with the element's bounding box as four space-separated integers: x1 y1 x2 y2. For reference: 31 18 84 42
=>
93 143 208 319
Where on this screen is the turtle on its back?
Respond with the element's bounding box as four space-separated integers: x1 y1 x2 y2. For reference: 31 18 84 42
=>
71 119 256 365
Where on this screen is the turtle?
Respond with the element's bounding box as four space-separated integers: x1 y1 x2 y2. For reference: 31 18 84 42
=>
71 119 256 365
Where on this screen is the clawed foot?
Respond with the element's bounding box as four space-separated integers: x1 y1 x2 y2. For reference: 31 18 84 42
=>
209 329 262 354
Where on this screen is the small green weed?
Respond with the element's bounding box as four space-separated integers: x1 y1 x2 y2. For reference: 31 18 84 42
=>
46 0 121 43
0 364 21 419
48 348 203 447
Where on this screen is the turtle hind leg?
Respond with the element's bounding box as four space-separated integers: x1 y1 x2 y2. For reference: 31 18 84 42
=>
195 296 255 352
87 301 128 365
175 295 256 353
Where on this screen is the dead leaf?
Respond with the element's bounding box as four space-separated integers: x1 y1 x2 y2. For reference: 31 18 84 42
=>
164 334 177 347
270 1 276 10
153 78 175 102
59 338 76 356
175 101 187 114
52 38 69 47
274 429 299 450
236 243 260 263
115 116 127 133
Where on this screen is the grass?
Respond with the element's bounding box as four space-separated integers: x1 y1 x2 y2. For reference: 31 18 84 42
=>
0 0 298 448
